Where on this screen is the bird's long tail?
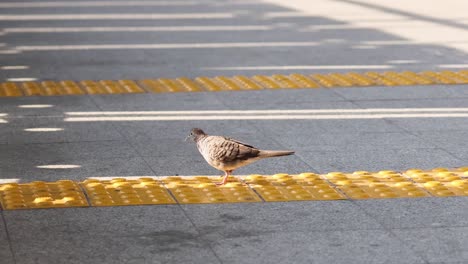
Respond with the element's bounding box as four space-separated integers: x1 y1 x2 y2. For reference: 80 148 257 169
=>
259 150 295 158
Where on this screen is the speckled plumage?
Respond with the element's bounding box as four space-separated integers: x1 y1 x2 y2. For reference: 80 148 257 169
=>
188 128 294 185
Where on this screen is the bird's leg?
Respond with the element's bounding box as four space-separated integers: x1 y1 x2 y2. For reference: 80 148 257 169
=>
216 170 232 185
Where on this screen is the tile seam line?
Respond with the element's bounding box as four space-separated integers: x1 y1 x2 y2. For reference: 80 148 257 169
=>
381 118 468 162
108 80 227 264
387 224 468 231
87 94 148 158
209 94 272 202
347 198 431 263
0 212 18 264
178 204 224 264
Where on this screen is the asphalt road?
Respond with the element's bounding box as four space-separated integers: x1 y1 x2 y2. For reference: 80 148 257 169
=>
1 0 468 264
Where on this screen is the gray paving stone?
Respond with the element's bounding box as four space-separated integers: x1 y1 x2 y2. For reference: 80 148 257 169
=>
0 96 99 116
0 140 147 180
355 197 468 229
388 118 468 132
0 0 467 264
232 155 315 175
0 116 123 144
314 119 406 133
90 93 225 111
393 227 468 263
415 131 468 160
144 155 211 176
274 131 429 151
253 120 328 137
210 229 425 264
333 85 468 101
11 234 220 264
0 141 139 163
116 120 263 142
214 90 350 108
0 156 155 181
145 151 308 176
353 98 468 109
0 213 15 264
4 206 193 237
298 147 463 173
5 207 220 264
182 201 382 233
118 120 282 157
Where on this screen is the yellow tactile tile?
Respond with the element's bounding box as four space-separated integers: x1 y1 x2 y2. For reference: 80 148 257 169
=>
289 74 320 88
243 173 345 201
81 178 176 206
455 167 468 177
252 75 282 89
41 81 63 95
157 78 184 92
418 180 468 197
404 168 465 182
438 71 468 84
402 167 468 198
420 71 456 84
214 76 242 90
365 72 399 86
271 74 301 88
99 80 126 94
328 73 360 87
21 82 43 96
382 72 418 86
400 71 434 85
139 79 166 93
324 171 429 199
0 180 89 210
0 82 22 96
117 80 145 93
310 73 341 87
60 80 85 95
233 75 264 90
176 77 203 92
344 72 377 86
80 80 108 94
195 77 224 91
163 176 262 204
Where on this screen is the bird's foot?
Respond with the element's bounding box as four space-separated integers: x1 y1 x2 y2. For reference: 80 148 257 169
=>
216 173 230 186
215 178 229 186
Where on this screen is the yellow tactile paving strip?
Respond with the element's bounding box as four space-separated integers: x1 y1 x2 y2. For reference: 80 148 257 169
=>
1 70 467 97
163 176 262 204
0 167 467 210
324 171 430 199
81 178 176 206
0 180 88 210
243 173 345 201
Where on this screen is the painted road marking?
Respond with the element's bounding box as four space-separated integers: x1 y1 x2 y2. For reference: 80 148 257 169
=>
62 108 468 122
0 167 466 210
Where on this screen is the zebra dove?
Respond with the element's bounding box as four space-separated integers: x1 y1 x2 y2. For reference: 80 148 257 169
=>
186 128 294 185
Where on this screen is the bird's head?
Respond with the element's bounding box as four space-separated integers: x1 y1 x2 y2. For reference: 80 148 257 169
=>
185 128 207 142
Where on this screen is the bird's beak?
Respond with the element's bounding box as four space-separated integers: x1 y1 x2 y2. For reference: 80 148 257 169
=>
184 135 192 142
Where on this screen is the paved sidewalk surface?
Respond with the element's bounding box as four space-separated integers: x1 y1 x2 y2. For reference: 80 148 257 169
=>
1 0 468 263
1 87 468 264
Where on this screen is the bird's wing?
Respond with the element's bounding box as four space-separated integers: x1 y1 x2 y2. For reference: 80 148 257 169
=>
224 137 255 149
208 136 260 162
